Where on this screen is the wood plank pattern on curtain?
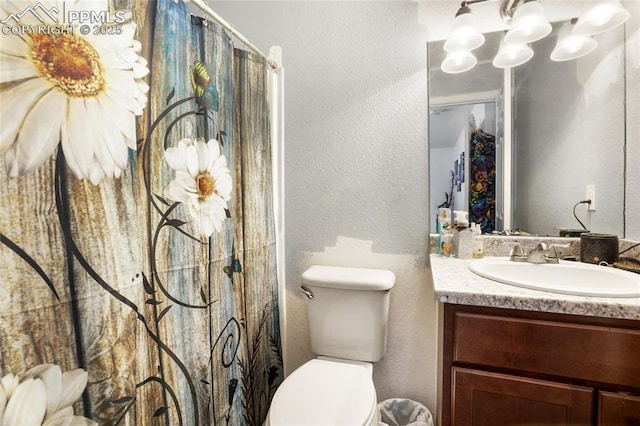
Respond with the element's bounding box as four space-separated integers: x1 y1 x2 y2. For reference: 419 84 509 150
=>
232 49 283 426
0 0 282 424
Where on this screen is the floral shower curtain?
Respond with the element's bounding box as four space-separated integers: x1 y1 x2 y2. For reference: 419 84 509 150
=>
0 0 282 424
469 129 496 234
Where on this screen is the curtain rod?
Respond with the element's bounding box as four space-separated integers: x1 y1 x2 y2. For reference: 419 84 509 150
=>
189 0 279 69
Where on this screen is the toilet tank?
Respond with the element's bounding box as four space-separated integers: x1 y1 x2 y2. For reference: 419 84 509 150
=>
300 265 395 362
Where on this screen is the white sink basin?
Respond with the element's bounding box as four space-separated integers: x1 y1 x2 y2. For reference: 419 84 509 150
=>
469 257 640 298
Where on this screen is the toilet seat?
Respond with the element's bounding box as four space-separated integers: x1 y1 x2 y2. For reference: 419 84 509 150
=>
268 357 377 426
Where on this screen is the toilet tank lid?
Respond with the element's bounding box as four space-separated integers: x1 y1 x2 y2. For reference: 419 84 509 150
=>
301 265 395 290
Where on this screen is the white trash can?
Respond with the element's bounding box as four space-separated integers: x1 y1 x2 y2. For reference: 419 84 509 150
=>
378 398 434 426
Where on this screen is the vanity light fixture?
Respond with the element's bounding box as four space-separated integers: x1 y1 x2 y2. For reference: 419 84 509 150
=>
439 0 629 74
550 19 598 62
573 0 630 36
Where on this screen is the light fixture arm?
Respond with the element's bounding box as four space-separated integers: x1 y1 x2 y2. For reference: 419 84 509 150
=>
456 0 491 16
500 0 529 23
455 2 472 17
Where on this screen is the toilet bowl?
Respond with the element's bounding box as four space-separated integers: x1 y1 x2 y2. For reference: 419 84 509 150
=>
266 357 378 426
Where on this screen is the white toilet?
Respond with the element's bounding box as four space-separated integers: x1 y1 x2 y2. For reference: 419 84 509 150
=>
266 265 396 426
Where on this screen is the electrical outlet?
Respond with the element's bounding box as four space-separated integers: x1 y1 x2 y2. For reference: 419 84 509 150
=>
586 185 596 211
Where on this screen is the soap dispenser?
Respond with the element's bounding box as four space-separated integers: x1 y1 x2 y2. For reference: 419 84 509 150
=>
453 210 469 228
471 223 485 259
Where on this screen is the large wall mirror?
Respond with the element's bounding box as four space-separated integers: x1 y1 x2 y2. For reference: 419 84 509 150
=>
428 5 634 238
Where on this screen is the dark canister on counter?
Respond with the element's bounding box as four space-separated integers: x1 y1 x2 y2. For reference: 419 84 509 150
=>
580 233 618 265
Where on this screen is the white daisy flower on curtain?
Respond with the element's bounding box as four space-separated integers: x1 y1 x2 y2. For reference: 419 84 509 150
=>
164 137 232 238
0 0 149 184
0 363 96 425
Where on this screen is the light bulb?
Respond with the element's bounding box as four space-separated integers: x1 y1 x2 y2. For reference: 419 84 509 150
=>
441 50 477 74
504 1 552 44
573 1 630 35
444 8 485 52
493 40 534 68
551 22 597 62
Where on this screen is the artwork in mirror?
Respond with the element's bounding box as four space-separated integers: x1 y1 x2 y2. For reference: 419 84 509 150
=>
429 21 627 238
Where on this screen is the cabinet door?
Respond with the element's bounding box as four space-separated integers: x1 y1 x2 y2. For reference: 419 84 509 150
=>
598 391 640 426
452 367 593 426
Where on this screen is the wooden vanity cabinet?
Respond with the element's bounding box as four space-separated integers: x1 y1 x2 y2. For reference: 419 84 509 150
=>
441 304 640 426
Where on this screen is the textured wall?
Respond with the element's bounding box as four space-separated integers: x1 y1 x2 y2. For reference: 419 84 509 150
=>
626 0 640 241
213 0 438 413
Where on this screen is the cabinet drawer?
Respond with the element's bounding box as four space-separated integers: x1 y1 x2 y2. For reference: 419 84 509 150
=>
454 312 640 388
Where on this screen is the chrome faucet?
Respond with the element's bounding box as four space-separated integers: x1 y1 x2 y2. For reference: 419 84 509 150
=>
526 243 551 264
509 242 571 264
547 243 571 262
509 242 527 262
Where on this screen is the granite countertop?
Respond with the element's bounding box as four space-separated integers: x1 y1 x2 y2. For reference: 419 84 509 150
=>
430 254 640 321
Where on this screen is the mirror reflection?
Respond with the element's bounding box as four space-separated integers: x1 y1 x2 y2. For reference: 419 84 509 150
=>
429 20 627 238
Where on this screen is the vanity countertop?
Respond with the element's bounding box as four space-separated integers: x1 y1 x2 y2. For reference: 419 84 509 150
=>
430 254 640 321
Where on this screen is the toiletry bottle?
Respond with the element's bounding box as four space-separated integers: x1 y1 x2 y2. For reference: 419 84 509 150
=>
453 211 473 259
472 223 484 259
438 208 452 256
441 232 453 257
